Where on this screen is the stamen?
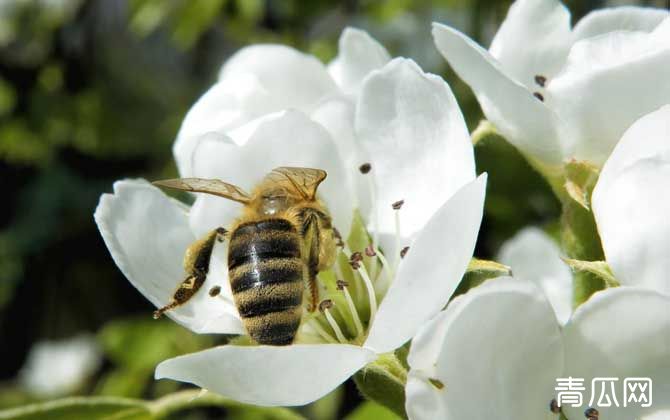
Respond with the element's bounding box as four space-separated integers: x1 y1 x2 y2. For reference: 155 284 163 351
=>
319 300 347 343
349 251 363 269
392 200 404 210
337 280 364 336
208 286 221 297
365 243 376 257
375 250 393 282
400 246 410 259
534 74 547 87
341 246 378 324
308 319 338 344
533 92 544 101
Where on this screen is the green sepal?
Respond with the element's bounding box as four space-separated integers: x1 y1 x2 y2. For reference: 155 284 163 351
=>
563 160 599 210
562 258 620 289
452 258 512 299
353 354 408 419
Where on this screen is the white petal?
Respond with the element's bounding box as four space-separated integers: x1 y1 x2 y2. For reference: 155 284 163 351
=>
155 344 376 406
328 27 391 93
593 159 670 295
356 58 476 240
562 288 670 420
432 23 564 167
489 0 572 85
219 44 338 110
406 277 563 420
365 175 486 354
594 104 670 198
548 19 670 165
189 111 353 239
94 180 244 334
592 105 670 295
173 75 276 176
573 6 669 40
498 227 573 324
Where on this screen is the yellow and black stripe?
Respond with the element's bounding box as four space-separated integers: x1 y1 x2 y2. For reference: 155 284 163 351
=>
228 219 304 345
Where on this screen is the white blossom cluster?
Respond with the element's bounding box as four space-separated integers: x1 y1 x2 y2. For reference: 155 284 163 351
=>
95 1 669 419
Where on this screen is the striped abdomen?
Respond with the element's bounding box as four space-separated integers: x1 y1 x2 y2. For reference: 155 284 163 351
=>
228 218 304 345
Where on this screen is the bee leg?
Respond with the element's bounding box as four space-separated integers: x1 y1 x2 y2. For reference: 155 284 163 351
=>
153 228 226 319
307 268 319 313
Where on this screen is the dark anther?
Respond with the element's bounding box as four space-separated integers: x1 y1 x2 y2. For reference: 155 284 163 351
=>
336 280 348 290
549 399 561 414
216 227 227 235
319 299 334 312
359 163 372 174
584 407 599 420
400 246 410 258
349 251 363 269
534 74 547 87
392 199 405 210
365 243 376 257
428 378 445 390
208 286 221 297
533 92 544 101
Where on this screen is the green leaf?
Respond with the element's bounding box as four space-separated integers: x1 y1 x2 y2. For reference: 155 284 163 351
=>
345 402 401 420
0 396 151 420
353 354 407 419
98 316 212 371
563 160 600 210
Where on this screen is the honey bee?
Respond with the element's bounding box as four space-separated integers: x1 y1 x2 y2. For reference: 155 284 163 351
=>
152 167 337 345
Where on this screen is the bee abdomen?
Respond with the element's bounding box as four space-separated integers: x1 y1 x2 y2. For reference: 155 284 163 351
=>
228 219 304 345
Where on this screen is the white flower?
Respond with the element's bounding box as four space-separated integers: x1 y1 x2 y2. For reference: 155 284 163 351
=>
592 104 670 296
95 29 486 407
173 27 390 178
497 227 572 325
432 0 670 172
19 335 101 397
406 277 670 420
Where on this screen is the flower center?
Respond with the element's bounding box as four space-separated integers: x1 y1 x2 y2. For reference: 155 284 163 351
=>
295 164 408 346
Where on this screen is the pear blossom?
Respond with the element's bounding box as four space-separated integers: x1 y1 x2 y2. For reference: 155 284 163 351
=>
406 277 670 420
432 0 670 172
95 31 486 406
497 227 572 324
19 335 101 397
174 27 390 178
591 104 670 296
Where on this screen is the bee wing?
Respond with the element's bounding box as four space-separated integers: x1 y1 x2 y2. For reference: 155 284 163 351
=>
267 167 327 200
152 178 251 204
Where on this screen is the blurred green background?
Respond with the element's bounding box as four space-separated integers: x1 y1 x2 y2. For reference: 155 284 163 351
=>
0 0 664 419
